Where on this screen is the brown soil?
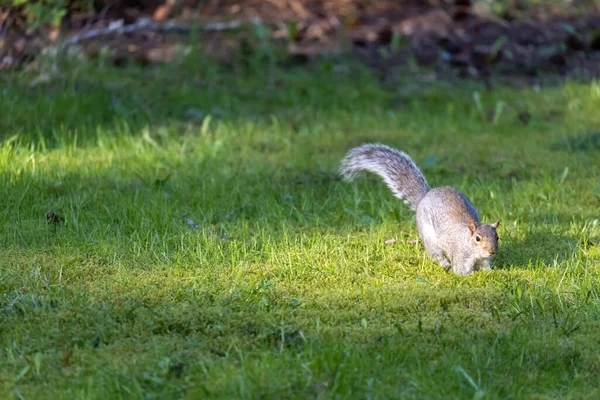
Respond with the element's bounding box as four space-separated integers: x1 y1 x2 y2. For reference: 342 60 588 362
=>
2 0 600 85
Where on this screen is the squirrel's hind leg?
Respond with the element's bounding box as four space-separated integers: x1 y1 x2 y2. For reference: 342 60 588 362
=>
424 248 451 270
418 224 450 270
437 254 452 270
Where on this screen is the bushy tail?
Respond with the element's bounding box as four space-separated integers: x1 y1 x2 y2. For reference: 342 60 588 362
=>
339 143 430 210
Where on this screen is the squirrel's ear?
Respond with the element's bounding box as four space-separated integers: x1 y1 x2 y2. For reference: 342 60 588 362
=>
491 220 500 229
468 220 477 234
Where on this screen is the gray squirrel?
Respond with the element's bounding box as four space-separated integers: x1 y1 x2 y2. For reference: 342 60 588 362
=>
340 143 499 275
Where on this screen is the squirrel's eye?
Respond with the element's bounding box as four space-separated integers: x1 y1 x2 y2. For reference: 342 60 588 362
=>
475 236 481 242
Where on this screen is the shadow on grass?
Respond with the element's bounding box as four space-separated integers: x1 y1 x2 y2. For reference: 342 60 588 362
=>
495 230 587 270
550 131 600 152
0 59 388 149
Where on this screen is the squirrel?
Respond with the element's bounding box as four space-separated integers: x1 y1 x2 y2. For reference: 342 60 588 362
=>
339 143 500 275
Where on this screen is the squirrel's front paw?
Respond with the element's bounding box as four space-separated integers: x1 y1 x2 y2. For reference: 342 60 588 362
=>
476 258 493 271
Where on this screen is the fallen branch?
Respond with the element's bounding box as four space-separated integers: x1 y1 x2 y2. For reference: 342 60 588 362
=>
56 17 262 52
0 9 16 38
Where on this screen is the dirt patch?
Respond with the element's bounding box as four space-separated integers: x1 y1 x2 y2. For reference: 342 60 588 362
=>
2 1 600 85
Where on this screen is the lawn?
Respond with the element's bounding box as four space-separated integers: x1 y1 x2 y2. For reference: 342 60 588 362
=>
1 56 600 399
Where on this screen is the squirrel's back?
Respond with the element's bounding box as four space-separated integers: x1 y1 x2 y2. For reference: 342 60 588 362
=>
339 143 430 210
419 187 479 226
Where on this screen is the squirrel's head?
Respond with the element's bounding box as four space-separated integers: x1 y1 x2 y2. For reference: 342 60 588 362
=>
468 220 500 256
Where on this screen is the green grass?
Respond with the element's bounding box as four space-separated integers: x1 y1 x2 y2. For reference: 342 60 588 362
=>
1 56 600 399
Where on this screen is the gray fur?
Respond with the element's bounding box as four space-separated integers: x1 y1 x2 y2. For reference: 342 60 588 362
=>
340 144 499 275
417 187 484 275
339 143 430 211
